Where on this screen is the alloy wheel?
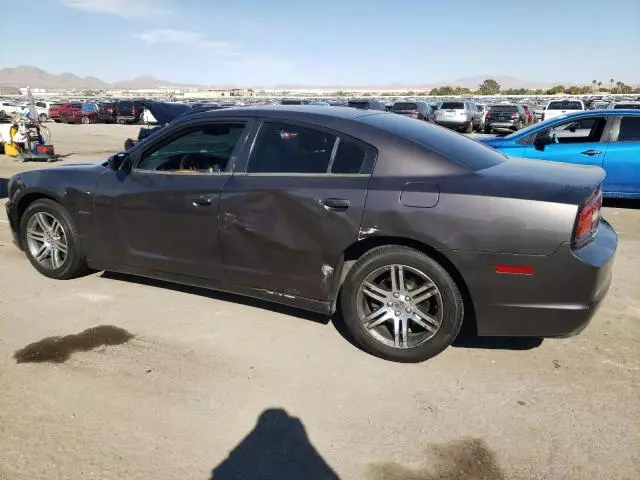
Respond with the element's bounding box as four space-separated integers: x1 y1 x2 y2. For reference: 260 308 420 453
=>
356 264 444 349
25 212 68 270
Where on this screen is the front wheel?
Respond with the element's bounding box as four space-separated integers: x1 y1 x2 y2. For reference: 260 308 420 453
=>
20 199 87 279
340 246 464 362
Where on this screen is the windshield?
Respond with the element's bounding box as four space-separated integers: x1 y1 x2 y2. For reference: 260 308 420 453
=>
503 114 578 139
547 101 583 110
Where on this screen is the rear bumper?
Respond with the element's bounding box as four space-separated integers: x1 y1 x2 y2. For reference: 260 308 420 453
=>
436 118 471 127
488 120 518 128
447 219 617 337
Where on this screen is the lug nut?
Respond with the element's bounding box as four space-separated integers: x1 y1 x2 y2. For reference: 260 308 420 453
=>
406 307 412 313
394 311 401 316
405 296 411 301
387 301 393 307
393 292 399 298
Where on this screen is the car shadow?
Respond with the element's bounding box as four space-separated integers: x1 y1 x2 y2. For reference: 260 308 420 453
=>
99 271 331 326
209 408 340 480
604 198 640 210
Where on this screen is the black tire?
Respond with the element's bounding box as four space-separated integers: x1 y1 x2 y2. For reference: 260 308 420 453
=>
54 119 61 123
340 246 464 362
20 199 87 280
484 126 493 134
38 113 48 122
117 118 126 125
81 116 90 125
514 121 523 131
465 121 473 133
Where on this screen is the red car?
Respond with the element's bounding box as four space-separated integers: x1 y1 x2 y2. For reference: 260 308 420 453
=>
59 103 99 124
521 104 535 125
48 103 71 123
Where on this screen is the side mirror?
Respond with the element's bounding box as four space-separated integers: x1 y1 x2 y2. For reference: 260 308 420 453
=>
534 132 554 151
107 152 131 172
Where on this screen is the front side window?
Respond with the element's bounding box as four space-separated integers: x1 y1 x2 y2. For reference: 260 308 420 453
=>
618 117 640 142
136 123 245 174
536 116 607 143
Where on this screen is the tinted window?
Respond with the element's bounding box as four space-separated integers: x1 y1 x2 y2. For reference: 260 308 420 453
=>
360 114 505 171
36 102 47 108
618 117 640 141
281 99 304 105
613 103 640 110
70 103 82 109
118 101 133 111
331 139 367 174
547 101 583 110
137 123 245 173
440 102 465 110
490 105 518 113
248 122 337 174
392 102 418 111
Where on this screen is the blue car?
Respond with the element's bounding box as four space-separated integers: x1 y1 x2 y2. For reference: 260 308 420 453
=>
480 110 640 198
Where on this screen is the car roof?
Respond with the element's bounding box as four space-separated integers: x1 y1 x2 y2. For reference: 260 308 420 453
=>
188 105 386 121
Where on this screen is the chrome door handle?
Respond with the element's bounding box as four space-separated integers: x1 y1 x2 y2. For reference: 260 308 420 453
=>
581 150 602 156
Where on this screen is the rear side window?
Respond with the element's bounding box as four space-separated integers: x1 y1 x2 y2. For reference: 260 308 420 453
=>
248 122 337 173
440 102 464 110
547 101 583 110
618 117 640 141
331 139 367 174
118 101 133 110
361 114 505 171
70 103 82 109
392 102 418 111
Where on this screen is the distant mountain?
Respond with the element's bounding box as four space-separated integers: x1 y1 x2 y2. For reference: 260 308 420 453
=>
0 66 110 89
0 65 582 91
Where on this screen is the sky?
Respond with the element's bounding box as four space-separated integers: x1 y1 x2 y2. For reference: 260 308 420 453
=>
2 0 639 86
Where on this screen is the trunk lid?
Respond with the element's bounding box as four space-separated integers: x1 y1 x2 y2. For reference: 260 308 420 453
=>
480 157 604 205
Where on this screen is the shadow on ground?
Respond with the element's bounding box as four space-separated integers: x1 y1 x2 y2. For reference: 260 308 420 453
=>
13 325 134 363
100 271 331 326
367 438 506 480
210 408 339 480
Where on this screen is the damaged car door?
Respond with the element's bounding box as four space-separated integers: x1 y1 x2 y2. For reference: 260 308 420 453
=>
219 120 375 302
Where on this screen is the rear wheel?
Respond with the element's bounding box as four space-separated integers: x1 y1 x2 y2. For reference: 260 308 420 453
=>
20 199 87 280
117 118 126 125
81 116 90 125
340 246 464 362
38 113 48 122
484 126 493 134
465 121 473 133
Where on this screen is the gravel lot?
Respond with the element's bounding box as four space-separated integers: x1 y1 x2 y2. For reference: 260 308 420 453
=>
0 123 638 480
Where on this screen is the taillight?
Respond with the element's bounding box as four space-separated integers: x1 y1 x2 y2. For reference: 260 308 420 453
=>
108 108 113 113
131 107 136 115
410 110 419 118
511 113 519 119
573 188 602 247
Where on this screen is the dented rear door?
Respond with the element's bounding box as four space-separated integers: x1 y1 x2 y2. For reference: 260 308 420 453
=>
218 119 374 301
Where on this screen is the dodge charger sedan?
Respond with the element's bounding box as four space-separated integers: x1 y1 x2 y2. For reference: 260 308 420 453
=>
5 106 617 362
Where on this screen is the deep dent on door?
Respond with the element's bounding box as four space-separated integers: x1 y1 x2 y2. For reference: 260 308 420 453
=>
220 188 362 299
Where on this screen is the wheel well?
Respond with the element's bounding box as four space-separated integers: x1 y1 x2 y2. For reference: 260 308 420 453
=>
333 236 477 334
16 193 57 227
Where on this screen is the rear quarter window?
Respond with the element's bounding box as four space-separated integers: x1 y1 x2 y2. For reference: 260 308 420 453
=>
361 114 505 171
547 101 583 110
392 102 418 111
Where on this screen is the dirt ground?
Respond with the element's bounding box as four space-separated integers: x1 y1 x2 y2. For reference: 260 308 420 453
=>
0 123 638 480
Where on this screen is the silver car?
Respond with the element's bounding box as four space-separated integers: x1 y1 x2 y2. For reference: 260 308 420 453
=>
434 100 482 133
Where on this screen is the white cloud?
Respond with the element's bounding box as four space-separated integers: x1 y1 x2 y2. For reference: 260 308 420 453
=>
59 0 171 19
134 29 230 49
